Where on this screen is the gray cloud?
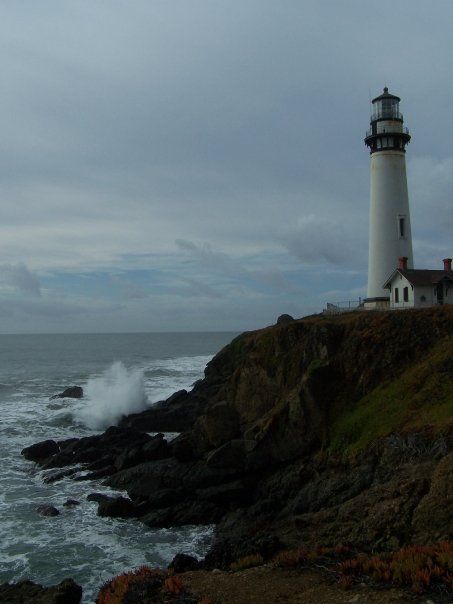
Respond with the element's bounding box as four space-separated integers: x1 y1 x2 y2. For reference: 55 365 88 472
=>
175 239 302 294
279 215 367 266
0 264 41 296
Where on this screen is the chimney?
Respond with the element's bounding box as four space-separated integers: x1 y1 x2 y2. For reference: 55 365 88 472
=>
443 258 452 272
398 256 408 270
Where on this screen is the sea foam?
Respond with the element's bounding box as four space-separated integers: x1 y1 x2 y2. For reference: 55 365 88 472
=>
77 361 148 429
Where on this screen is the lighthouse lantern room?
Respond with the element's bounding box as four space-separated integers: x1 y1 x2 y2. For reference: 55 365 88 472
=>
364 87 414 309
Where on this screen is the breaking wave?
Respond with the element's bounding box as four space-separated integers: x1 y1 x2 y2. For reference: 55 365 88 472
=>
76 362 148 429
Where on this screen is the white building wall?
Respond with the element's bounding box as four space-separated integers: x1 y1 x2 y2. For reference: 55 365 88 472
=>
413 285 438 308
367 150 413 299
388 274 452 309
389 274 415 309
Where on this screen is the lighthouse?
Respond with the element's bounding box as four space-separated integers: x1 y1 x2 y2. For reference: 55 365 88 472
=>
364 87 414 308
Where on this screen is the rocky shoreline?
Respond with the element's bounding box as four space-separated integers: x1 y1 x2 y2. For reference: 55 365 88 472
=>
13 307 453 601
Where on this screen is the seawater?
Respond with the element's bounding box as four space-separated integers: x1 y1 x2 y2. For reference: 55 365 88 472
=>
0 332 236 602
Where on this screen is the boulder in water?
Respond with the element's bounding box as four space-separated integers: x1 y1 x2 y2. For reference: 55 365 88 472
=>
87 493 139 518
63 499 80 507
50 386 83 400
37 505 60 517
22 439 59 461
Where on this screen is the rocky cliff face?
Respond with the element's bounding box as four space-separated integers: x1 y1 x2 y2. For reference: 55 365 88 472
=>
24 307 453 566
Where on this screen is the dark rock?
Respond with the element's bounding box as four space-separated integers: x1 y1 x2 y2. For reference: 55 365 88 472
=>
192 400 240 452
168 553 201 573
63 499 80 507
139 487 188 510
37 505 60 517
120 389 206 432
22 440 59 461
142 500 223 528
87 492 110 503
171 433 197 462
206 439 245 470
89 494 139 518
196 480 248 506
51 386 83 400
43 468 79 484
106 457 189 499
86 454 114 471
75 465 116 481
31 427 152 470
277 313 295 325
0 578 82 604
113 433 170 471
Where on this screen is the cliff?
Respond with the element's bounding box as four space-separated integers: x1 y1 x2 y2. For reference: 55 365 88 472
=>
23 307 453 570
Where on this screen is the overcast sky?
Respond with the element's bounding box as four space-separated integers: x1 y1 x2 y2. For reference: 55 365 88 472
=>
0 1 451 333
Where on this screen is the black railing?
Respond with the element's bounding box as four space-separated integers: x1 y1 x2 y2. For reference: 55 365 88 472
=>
366 126 409 137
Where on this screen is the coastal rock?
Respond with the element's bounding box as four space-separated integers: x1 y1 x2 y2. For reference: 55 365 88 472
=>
50 386 83 399
120 389 207 432
22 439 59 461
43 468 78 483
0 578 82 604
168 553 201 572
96 495 139 518
171 433 197 462
192 400 240 452
37 505 60 517
113 432 170 471
63 499 80 507
142 499 223 528
31 426 154 472
411 451 453 543
276 313 295 325
206 439 246 470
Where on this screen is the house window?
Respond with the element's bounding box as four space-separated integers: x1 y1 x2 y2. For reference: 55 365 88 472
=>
398 216 406 238
420 295 426 302
403 287 409 302
394 287 399 303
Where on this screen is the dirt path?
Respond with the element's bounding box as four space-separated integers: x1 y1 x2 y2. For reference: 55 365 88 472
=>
182 565 417 604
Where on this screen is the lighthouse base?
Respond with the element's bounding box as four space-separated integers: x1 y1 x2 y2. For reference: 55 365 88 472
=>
363 296 390 311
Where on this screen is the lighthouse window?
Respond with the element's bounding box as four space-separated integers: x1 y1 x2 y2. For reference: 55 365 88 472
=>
398 216 406 238
388 137 393 147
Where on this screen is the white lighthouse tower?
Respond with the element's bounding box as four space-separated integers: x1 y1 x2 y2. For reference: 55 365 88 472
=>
364 87 413 308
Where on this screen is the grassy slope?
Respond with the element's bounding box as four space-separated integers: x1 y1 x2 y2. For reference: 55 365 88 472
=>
328 334 453 454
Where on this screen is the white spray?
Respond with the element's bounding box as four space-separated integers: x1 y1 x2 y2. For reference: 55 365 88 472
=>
76 361 149 430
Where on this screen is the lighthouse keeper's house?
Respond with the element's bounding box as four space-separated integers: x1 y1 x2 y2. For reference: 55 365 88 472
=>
383 257 453 309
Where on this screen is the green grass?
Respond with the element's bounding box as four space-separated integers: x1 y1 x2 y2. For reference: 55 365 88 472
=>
328 337 453 455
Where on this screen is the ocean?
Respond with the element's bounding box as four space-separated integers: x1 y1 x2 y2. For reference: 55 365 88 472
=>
0 332 236 602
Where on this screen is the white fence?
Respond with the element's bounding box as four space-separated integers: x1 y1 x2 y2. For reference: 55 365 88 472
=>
323 300 362 314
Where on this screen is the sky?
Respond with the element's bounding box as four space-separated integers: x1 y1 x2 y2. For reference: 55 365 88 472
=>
0 1 452 333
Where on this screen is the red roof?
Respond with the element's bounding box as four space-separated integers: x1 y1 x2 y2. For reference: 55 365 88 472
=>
384 269 453 288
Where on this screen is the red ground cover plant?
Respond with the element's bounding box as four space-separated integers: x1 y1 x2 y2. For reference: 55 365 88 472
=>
339 542 453 595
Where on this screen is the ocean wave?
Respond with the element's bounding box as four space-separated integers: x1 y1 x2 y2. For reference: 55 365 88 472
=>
75 362 149 430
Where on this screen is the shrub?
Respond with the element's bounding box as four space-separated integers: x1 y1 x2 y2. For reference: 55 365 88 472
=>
338 542 453 595
230 553 264 571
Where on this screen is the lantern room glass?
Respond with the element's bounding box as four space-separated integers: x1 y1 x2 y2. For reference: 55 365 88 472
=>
372 98 401 120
